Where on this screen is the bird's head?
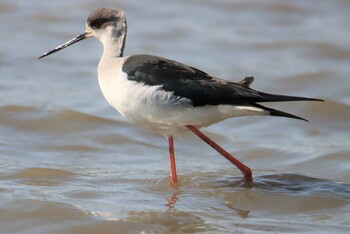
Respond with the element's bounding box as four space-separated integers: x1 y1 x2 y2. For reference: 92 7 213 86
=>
38 8 126 59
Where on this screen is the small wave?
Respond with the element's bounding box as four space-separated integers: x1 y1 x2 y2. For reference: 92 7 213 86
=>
0 105 121 134
4 167 78 186
8 167 77 179
253 173 350 199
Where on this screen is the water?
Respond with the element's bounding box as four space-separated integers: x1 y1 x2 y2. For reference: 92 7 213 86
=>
1 0 350 233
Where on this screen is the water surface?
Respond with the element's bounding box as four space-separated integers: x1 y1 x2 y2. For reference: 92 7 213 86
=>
0 0 350 233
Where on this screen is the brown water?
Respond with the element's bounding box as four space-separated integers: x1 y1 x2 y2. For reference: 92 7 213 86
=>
1 0 350 233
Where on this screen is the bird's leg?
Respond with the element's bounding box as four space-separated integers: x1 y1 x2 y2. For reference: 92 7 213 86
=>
186 125 252 182
168 135 178 184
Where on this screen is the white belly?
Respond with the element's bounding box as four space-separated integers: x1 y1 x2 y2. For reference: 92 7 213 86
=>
98 58 268 135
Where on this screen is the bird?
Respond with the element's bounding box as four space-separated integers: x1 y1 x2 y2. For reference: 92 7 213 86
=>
39 8 323 184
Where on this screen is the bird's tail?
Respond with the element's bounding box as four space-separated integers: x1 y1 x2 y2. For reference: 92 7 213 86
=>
253 103 309 121
256 91 324 103
238 76 323 102
237 76 324 121
255 92 324 121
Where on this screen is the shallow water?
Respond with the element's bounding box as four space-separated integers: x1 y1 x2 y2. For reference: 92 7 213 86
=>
1 0 350 233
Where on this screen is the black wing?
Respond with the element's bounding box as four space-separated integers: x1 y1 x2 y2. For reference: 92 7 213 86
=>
122 55 321 107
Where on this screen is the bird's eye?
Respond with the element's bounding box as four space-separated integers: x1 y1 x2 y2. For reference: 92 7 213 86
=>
90 19 100 29
89 17 112 29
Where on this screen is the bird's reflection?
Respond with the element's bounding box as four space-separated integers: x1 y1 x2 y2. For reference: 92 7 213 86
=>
165 192 179 211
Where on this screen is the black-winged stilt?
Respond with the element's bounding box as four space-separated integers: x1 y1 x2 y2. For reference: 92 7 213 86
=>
39 8 323 183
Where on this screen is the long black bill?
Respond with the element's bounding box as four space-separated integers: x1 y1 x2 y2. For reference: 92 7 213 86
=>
38 32 89 59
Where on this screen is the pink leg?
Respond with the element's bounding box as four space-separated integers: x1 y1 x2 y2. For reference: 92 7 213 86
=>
168 135 178 184
186 125 252 182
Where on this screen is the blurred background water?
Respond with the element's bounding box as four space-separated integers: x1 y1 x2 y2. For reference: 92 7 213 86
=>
0 0 350 233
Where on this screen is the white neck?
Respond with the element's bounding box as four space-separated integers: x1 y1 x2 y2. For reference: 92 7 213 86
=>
97 26 126 75
98 19 127 60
